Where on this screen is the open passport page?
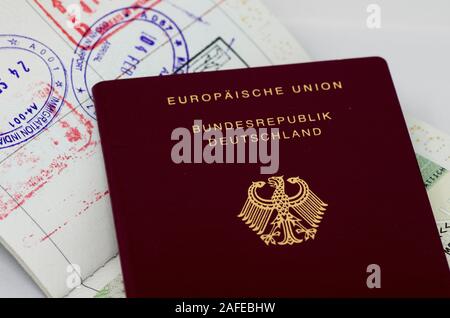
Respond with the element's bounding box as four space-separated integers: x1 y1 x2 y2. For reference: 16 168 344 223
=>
0 0 309 297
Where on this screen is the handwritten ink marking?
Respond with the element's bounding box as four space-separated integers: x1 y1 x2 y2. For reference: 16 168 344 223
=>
167 1 209 25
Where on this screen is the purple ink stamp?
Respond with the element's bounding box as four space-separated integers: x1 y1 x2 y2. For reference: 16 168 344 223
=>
70 6 190 120
0 34 67 149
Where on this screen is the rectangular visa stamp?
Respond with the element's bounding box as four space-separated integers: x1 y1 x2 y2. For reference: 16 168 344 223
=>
175 37 249 74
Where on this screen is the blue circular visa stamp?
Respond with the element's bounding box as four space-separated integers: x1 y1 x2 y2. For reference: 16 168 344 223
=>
71 6 190 120
0 34 67 150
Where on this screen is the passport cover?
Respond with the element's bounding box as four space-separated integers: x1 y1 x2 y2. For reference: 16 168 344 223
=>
92 57 450 298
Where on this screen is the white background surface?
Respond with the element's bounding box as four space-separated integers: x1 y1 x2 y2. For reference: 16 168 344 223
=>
1 0 449 297
263 0 450 135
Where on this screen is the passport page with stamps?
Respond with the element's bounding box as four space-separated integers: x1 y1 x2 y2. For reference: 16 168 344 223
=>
0 0 309 298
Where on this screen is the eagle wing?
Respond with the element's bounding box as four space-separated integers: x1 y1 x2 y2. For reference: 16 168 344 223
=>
289 179 327 228
237 183 275 235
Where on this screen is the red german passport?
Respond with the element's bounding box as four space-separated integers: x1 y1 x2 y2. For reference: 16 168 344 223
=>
93 57 450 298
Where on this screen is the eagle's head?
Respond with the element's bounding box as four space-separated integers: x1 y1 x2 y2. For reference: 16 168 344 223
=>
252 181 266 188
287 176 302 184
268 176 284 188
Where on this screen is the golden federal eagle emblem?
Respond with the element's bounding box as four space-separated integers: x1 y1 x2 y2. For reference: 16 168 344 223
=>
238 176 328 246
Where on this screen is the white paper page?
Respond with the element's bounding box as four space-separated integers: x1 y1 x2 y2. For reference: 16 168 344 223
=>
0 0 309 297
